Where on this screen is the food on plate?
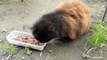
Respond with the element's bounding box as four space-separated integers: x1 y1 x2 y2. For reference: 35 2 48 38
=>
15 36 43 46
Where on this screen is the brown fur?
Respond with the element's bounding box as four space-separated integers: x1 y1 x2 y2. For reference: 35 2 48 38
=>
32 0 90 43
56 0 90 40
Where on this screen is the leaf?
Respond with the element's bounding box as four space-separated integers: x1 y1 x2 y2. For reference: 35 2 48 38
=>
25 48 32 56
21 57 25 60
26 49 32 55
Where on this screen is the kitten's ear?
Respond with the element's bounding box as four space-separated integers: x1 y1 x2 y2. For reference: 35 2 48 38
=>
47 26 55 32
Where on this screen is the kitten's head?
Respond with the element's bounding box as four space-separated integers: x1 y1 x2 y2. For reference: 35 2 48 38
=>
32 13 62 43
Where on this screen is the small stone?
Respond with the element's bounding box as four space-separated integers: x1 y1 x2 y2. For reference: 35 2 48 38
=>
48 50 53 53
100 43 106 47
0 28 7 33
40 52 43 56
82 54 91 59
0 40 3 43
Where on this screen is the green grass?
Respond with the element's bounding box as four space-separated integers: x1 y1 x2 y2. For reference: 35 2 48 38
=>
21 48 32 56
85 23 107 54
91 23 104 31
0 43 17 55
90 23 107 48
25 48 32 55
90 31 107 47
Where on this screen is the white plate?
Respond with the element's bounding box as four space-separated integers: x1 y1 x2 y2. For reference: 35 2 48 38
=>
6 30 46 51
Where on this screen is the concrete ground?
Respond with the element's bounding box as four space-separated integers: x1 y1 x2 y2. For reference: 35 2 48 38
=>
0 0 107 60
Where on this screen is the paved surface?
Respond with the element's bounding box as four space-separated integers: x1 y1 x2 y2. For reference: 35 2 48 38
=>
0 0 107 60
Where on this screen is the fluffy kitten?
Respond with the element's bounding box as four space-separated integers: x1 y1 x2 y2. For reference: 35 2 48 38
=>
32 0 90 43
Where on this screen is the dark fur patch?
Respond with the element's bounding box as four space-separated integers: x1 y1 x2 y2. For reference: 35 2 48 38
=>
32 11 70 43
32 0 90 43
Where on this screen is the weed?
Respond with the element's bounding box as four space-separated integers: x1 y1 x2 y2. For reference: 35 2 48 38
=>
22 48 32 56
0 43 17 55
90 31 107 47
90 23 107 48
91 23 103 31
